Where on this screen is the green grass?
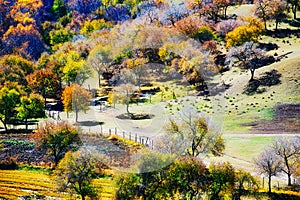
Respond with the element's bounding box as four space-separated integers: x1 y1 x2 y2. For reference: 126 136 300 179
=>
224 135 275 162
17 165 53 174
223 115 253 133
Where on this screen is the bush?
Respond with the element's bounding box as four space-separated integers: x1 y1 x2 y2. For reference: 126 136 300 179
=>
193 26 217 42
0 157 18 170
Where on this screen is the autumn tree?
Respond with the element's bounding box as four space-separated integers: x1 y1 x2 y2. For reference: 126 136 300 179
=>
0 54 35 85
62 50 90 85
49 28 73 48
87 44 112 88
116 151 175 200
0 0 11 35
208 162 235 200
32 120 82 165
159 4 189 26
7 0 44 26
52 0 68 18
270 0 289 31
201 1 222 23
61 84 92 122
65 0 102 14
80 19 113 37
167 156 209 199
255 0 289 31
216 0 230 19
0 82 23 132
271 137 300 186
107 91 118 108
114 83 137 116
288 0 300 19
175 17 216 42
124 57 148 88
26 69 60 104
55 148 104 200
254 149 282 194
225 17 264 48
175 16 205 38
254 0 272 30
225 42 268 81
215 19 244 37
113 68 138 116
2 24 45 60
164 107 225 157
16 93 45 130
159 40 217 90
233 169 259 200
185 0 203 14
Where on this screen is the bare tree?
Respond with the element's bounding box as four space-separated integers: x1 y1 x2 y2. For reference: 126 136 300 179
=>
271 136 300 186
114 69 138 116
225 42 268 81
164 107 225 157
115 83 137 115
254 149 282 194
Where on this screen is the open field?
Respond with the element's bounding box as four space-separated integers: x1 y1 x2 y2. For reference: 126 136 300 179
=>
0 169 115 200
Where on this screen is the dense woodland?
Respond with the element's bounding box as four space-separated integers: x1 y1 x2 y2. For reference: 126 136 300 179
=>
0 0 300 199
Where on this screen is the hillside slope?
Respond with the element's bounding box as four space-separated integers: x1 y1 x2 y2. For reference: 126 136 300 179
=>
220 39 300 133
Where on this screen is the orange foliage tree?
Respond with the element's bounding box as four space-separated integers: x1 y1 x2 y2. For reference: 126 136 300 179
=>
2 24 45 60
26 69 60 103
61 84 92 122
254 0 289 31
32 120 82 166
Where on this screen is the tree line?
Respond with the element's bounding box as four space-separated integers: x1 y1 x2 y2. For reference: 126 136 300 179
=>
20 115 300 199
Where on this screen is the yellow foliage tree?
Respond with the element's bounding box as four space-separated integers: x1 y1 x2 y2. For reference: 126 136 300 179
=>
225 17 264 48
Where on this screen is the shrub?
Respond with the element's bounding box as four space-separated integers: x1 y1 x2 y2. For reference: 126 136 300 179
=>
0 157 18 170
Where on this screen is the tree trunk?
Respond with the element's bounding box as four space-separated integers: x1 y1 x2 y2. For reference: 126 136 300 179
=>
283 156 292 186
0 118 8 133
275 18 279 31
264 20 267 31
126 103 130 115
75 110 78 122
81 194 85 200
293 5 297 19
44 97 47 109
250 68 255 81
268 175 272 194
25 118 28 130
98 72 101 88
288 173 292 186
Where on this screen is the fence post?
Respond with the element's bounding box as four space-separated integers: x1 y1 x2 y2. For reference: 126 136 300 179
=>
115 127 117 135
123 131 125 138
129 132 131 140
135 134 137 142
109 129 111 135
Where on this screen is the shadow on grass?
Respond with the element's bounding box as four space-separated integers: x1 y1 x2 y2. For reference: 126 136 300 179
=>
243 70 281 95
77 121 104 127
116 113 154 120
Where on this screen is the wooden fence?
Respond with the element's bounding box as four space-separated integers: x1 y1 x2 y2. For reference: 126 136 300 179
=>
105 127 154 149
